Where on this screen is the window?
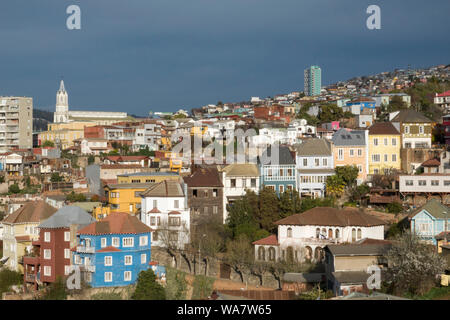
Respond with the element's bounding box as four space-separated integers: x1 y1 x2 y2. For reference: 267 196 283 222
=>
357 149 362 157
104 272 112 282
279 185 284 194
287 227 292 238
139 236 148 246
104 256 113 266
335 229 340 239
315 158 320 166
64 231 70 242
150 216 156 226
392 138 397 146
125 255 133 265
112 237 120 247
431 180 439 186
372 154 380 162
169 217 181 226
213 206 218 214
303 159 308 166
213 188 218 197
153 231 159 241
405 142 412 148
74 255 81 265
323 158 328 166
101 238 107 248
418 180 427 186
242 179 247 188
419 126 424 134
124 271 132 281
153 200 157 208
123 237 134 247
392 154 397 162
338 149 344 160
44 266 51 276
384 154 388 162
141 254 147 264
64 249 70 259
134 191 141 197
357 228 362 240
405 180 413 186
316 228 320 239
44 232 50 242
251 179 257 188
404 126 409 134
444 180 450 186
44 249 51 260
384 138 388 146
349 149 354 157
65 265 71 275
268 247 276 261
373 138 378 146
231 179 236 188
169 232 178 241
352 228 356 242
157 217 160 226
258 247 266 261
174 200 179 208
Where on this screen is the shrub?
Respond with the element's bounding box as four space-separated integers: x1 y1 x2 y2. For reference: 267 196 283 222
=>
387 202 403 214
131 269 166 300
192 274 215 300
0 269 23 295
165 267 187 300
39 276 68 300
8 184 20 194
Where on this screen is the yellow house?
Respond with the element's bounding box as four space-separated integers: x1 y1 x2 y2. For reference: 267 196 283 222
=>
104 183 153 214
38 128 85 150
368 122 401 175
117 171 180 184
1 201 57 272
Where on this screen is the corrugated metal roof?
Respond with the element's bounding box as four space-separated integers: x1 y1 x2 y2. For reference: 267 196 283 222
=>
38 206 95 229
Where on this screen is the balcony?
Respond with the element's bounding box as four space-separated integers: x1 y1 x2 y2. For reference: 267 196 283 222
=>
80 265 96 272
25 272 40 282
76 246 95 253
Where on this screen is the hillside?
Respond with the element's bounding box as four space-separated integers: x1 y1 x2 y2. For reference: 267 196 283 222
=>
33 108 53 132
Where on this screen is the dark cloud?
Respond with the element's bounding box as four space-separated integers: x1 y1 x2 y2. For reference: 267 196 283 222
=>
0 0 448 115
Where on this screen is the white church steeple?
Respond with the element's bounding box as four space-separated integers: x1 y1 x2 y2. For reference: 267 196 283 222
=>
54 80 69 123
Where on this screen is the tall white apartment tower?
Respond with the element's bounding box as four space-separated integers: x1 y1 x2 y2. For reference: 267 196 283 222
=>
0 97 33 150
54 80 69 123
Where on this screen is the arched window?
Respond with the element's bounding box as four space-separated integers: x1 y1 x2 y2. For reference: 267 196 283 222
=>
316 228 320 239
268 247 276 261
321 228 326 236
357 228 362 240
258 247 265 261
314 247 323 262
352 228 356 242
305 246 313 261
287 227 293 238
328 229 333 239
335 229 340 239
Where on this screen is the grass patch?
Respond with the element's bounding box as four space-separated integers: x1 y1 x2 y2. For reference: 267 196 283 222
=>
165 266 188 300
405 286 450 300
90 292 123 300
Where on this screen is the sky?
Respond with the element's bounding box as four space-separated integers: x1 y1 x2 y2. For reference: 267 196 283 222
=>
0 0 449 116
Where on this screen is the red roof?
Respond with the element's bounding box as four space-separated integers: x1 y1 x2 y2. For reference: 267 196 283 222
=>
78 212 154 235
168 211 181 215
148 208 161 213
252 234 279 246
422 158 440 167
149 261 159 266
96 246 122 253
437 90 450 97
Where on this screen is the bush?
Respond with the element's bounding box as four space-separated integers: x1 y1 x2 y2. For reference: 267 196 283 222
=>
8 184 20 194
0 269 23 295
192 274 215 300
39 276 68 300
387 202 403 214
131 269 166 300
165 267 187 300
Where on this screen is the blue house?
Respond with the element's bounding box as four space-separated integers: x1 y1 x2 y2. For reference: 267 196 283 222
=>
410 199 450 245
72 212 165 288
345 97 376 113
259 145 296 195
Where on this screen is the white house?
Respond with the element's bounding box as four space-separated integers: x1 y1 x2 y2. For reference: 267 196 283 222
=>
253 207 386 264
78 138 109 155
140 180 190 250
294 138 334 198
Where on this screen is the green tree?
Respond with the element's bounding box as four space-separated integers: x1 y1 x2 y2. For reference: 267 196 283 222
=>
386 202 403 214
279 189 301 218
335 165 359 186
87 155 95 165
256 187 280 232
318 104 344 123
42 140 55 148
66 191 86 202
8 184 20 194
25 176 31 188
0 269 22 296
299 197 335 213
132 269 166 300
50 172 63 182
385 231 446 296
387 95 407 112
325 175 345 198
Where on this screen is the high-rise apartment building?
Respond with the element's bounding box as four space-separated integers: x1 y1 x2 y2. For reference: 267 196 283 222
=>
304 65 322 96
0 97 33 150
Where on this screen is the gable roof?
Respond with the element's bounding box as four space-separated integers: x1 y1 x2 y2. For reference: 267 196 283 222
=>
38 206 96 229
368 122 400 135
274 207 386 227
78 212 153 235
2 201 57 224
260 145 295 165
222 163 259 177
293 138 332 156
252 234 279 246
140 180 185 197
183 167 223 187
332 129 366 146
391 109 432 123
410 199 450 220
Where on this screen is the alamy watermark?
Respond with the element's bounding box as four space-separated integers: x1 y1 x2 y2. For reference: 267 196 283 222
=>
366 5 381 30
66 5 81 30
366 265 381 290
